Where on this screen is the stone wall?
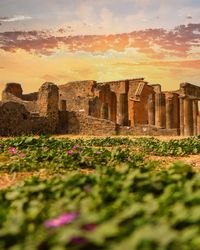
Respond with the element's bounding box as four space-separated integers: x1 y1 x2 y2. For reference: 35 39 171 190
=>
1 79 200 137
118 125 179 136
2 83 23 99
94 84 117 122
179 83 200 136
0 82 60 136
38 82 59 132
1 83 39 113
133 84 154 126
0 101 30 136
22 92 38 101
58 111 116 135
59 81 95 114
0 101 52 136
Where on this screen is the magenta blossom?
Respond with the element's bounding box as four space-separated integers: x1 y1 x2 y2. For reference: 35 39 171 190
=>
82 223 96 232
70 236 86 245
9 147 17 155
44 212 79 228
67 150 74 155
72 144 81 150
19 153 26 159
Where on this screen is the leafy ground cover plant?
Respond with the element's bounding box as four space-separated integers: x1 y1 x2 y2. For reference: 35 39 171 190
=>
0 162 199 250
0 136 145 173
0 135 200 176
0 136 200 249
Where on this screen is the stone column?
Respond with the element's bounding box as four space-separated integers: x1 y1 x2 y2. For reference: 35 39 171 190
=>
108 105 111 121
179 97 184 136
116 94 122 125
116 93 128 126
100 103 109 120
197 114 200 135
110 93 117 122
165 94 173 129
183 97 189 136
148 94 155 125
183 97 193 136
100 103 105 119
155 93 162 128
193 100 198 135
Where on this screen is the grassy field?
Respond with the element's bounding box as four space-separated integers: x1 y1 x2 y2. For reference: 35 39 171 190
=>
0 135 200 249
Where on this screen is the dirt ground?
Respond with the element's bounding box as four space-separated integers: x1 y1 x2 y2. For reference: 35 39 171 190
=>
54 134 188 141
146 154 200 171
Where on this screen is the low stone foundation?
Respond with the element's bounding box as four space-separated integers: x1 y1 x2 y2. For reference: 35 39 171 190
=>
58 111 116 135
118 125 179 136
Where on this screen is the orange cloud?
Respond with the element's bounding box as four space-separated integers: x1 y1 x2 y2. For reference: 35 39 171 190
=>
0 23 199 96
0 23 199 59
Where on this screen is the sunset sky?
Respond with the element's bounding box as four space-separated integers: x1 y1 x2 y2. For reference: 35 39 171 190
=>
0 0 199 95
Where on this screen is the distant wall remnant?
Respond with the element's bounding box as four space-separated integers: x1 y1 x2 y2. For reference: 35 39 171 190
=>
38 82 59 132
0 78 200 136
2 83 23 100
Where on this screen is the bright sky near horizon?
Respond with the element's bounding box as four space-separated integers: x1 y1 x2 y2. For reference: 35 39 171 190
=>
0 0 199 94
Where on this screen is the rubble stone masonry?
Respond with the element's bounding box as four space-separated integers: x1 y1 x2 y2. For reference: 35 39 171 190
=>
0 79 199 136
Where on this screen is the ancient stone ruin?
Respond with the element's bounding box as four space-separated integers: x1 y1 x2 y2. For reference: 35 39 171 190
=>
0 78 200 136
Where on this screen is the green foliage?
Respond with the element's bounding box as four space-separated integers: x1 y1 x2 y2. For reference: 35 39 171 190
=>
0 136 145 173
1 135 200 176
0 163 199 250
134 136 200 156
0 136 200 249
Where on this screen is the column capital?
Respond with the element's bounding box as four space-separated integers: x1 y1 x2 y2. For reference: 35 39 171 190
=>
165 93 174 100
179 95 200 100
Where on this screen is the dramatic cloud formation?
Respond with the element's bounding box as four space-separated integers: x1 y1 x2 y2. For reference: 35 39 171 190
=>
0 0 199 94
0 23 199 59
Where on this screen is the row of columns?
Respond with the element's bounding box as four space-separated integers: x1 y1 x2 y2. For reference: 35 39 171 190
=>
165 94 174 129
99 93 129 125
148 93 200 136
148 93 165 128
116 93 129 126
179 97 199 136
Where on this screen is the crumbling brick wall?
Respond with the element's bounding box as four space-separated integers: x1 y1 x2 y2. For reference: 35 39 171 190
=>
0 101 51 135
38 82 59 132
58 111 116 135
59 81 95 114
1 79 200 137
0 82 60 136
1 83 39 113
2 83 23 99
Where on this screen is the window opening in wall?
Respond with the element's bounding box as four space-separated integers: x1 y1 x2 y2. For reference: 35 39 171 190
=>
23 114 28 120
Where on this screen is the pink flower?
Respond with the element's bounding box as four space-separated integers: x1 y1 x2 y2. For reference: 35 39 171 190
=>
44 212 79 228
19 153 26 159
70 236 86 245
67 150 74 155
72 144 81 150
9 147 17 155
95 151 102 155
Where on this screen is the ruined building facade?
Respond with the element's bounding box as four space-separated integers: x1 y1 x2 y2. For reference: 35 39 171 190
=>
0 78 200 136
